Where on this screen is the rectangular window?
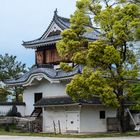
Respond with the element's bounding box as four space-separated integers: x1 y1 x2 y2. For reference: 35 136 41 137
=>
100 111 105 119
34 93 42 103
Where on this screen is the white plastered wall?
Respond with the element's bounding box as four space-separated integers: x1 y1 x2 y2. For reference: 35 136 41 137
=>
43 105 117 133
23 79 67 116
80 105 116 133
0 105 25 116
43 106 80 133
130 113 140 126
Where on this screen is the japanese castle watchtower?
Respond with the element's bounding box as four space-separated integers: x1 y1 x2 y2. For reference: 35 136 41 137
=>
22 9 99 68
2 10 121 134
23 10 69 67
4 10 101 121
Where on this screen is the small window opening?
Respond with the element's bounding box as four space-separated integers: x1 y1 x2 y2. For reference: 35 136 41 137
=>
100 111 105 119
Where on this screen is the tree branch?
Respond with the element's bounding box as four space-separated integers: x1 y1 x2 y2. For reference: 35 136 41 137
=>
104 0 109 7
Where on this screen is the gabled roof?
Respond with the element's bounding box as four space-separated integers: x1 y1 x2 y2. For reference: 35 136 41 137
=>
22 9 70 48
4 65 83 86
22 9 100 49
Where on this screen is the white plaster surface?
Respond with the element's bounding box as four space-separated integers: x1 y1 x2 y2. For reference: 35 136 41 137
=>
23 80 67 115
80 106 116 133
42 21 62 39
43 105 117 133
0 105 25 116
43 106 80 133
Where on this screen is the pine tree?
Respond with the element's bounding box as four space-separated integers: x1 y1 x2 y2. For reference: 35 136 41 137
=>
0 54 26 102
57 0 140 132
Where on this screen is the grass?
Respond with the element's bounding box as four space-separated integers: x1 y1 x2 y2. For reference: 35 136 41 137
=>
0 131 138 138
0 124 139 138
0 124 21 133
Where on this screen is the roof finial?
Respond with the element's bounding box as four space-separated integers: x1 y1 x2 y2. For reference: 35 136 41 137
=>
54 8 58 15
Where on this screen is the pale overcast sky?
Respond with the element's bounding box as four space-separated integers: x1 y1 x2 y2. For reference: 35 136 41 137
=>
0 0 76 67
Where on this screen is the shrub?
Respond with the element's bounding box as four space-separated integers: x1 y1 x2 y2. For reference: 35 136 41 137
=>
5 124 10 132
7 105 22 117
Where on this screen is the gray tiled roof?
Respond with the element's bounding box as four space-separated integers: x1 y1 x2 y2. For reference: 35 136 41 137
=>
23 35 61 47
0 102 26 106
83 29 100 40
34 96 102 107
4 65 83 86
34 96 134 107
22 10 100 48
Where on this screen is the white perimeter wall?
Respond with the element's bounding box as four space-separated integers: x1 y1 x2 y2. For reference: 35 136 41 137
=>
80 106 116 133
23 80 67 116
43 106 80 133
130 113 140 126
0 105 25 116
43 105 117 133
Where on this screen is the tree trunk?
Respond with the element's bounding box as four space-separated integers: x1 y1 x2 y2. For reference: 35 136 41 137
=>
119 107 125 132
15 87 19 102
117 87 126 132
118 101 126 133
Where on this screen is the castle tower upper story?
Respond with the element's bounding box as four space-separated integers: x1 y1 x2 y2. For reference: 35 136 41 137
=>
22 10 100 67
22 10 71 66
4 10 100 87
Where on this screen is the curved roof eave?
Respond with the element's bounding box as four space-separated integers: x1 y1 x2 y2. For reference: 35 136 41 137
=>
4 65 83 87
4 73 73 87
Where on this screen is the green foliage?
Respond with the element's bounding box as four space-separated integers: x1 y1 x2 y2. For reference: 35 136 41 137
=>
56 0 90 61
57 0 140 132
72 50 88 65
11 87 24 102
129 83 140 110
0 53 26 102
5 124 10 132
67 67 119 108
60 62 73 72
0 87 9 102
0 54 26 81
119 0 140 4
